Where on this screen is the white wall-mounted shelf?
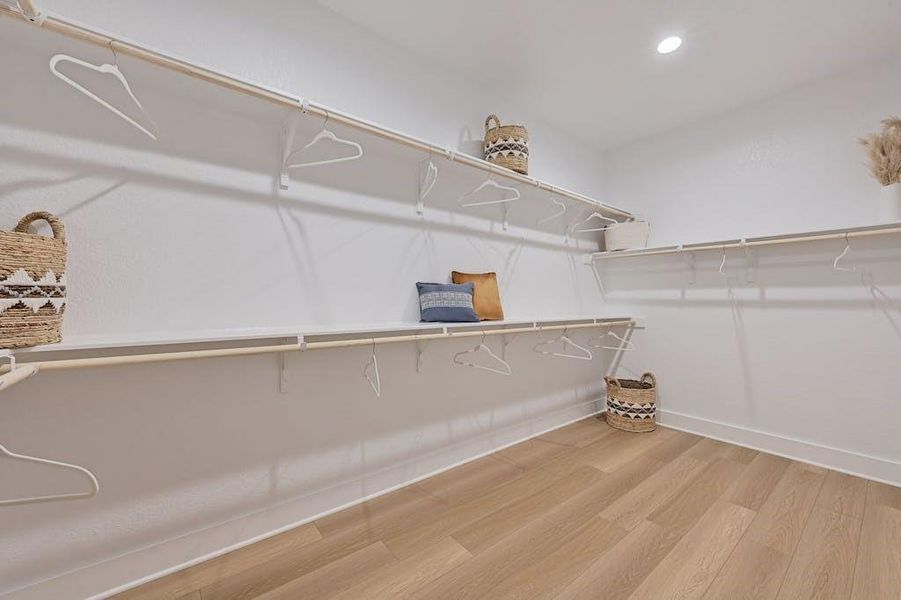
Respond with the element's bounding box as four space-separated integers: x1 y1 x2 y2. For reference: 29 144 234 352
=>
0 3 634 221
589 222 901 261
16 316 635 356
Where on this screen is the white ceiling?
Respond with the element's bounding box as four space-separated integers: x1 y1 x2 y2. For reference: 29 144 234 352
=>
318 0 901 149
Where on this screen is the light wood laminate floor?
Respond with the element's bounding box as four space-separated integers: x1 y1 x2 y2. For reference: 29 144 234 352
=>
116 418 901 600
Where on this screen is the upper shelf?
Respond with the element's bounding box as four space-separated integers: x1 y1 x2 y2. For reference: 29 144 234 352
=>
590 222 901 260
0 3 635 221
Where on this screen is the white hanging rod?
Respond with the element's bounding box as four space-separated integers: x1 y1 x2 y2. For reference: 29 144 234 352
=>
1 3 634 221
0 319 634 387
590 222 901 261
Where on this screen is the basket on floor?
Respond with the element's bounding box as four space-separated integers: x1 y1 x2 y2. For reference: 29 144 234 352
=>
483 114 529 174
604 372 657 432
0 212 67 349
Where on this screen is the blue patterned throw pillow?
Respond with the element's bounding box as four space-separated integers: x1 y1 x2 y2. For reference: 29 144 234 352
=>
416 282 479 322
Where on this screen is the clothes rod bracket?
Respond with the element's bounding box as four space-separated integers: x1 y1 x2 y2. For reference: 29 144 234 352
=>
17 0 45 25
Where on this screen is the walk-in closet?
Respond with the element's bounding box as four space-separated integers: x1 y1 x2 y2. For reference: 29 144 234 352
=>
1 1 899 598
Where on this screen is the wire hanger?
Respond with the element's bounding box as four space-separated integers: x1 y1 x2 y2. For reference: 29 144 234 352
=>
571 212 617 233
457 166 521 207
416 148 439 215
453 334 512 375
49 42 158 140
0 443 100 507
833 232 856 272
284 109 364 169
537 193 567 224
718 246 727 274
588 330 635 351
363 339 381 398
533 328 593 361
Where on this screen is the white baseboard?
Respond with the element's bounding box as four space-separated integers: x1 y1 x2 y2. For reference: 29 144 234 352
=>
3 401 604 600
657 409 901 486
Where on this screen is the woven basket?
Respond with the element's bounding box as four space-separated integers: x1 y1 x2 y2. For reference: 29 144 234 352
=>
0 212 67 349
483 114 529 175
604 372 657 432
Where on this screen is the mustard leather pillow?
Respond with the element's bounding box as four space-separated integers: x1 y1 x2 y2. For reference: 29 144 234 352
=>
451 271 504 320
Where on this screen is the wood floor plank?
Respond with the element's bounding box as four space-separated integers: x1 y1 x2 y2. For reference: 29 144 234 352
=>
726 452 791 511
415 454 525 505
815 470 868 518
111 523 322 600
408 511 584 599
746 462 825 554
556 519 683 600
495 437 573 469
314 486 446 538
628 501 756 600
600 454 709 531
578 427 677 472
538 416 619 448
702 538 792 600
542 456 666 527
197 527 379 599
850 503 901 600
775 506 863 600
451 465 605 554
383 456 587 560
330 537 471 600
640 429 703 463
686 437 758 464
867 480 901 510
245 541 396 600
490 516 627 599
648 458 747 537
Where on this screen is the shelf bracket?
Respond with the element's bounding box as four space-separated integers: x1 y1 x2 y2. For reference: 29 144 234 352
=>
501 332 518 360
678 245 696 286
416 340 429 373
277 337 292 393
279 98 308 190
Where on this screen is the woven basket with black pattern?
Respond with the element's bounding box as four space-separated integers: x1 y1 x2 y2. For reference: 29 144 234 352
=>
0 212 67 349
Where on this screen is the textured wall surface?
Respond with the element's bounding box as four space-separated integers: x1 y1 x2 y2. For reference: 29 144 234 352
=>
603 56 901 485
0 2 628 596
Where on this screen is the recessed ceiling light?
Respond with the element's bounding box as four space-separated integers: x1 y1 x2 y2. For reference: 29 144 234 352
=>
657 36 682 54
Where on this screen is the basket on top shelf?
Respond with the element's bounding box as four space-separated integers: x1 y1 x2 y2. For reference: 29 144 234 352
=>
603 372 657 432
0 212 67 349
483 114 529 175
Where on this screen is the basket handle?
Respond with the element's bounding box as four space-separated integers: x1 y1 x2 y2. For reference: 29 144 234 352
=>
485 114 502 133
640 372 657 387
604 375 621 388
14 212 65 244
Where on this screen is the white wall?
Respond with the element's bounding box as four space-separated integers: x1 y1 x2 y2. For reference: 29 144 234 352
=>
603 56 901 485
0 2 622 597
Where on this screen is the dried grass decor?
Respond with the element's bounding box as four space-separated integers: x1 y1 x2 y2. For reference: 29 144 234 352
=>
860 116 901 186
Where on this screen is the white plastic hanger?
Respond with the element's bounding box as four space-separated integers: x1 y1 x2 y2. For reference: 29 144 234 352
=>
457 168 521 207
537 194 567 224
453 334 512 376
417 150 439 214
833 233 856 272
589 330 635 351
533 329 593 361
284 110 363 169
0 443 100 507
49 43 158 140
571 212 617 233
363 339 381 398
